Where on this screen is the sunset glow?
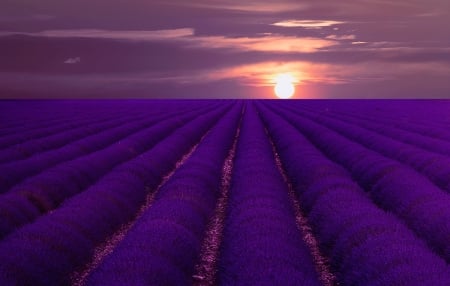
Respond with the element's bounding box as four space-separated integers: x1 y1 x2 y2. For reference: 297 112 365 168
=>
0 1 448 98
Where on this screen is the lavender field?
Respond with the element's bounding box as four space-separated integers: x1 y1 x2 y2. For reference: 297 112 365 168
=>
0 100 450 286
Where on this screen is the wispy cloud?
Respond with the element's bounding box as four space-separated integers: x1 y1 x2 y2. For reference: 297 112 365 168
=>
0 29 338 53
1 60 448 99
189 35 337 53
64 57 81 64
0 28 195 41
155 61 450 87
415 11 444 17
325 34 356 40
331 41 450 53
158 1 309 13
272 20 345 28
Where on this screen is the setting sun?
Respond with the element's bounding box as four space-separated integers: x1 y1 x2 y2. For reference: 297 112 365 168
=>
274 73 296 99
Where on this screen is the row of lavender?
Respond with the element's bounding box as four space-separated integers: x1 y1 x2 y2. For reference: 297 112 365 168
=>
0 101 227 239
0 100 449 285
0 100 234 285
0 101 220 189
271 101 450 261
259 102 450 285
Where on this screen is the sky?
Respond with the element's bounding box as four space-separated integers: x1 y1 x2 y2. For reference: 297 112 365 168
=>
0 0 449 99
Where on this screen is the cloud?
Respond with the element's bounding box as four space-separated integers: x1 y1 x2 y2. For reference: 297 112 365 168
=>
25 60 447 89
0 29 338 53
0 28 195 41
415 11 444 17
64 57 81 64
330 41 450 54
272 20 346 28
325 34 356 40
1 60 449 99
189 35 337 53
155 60 450 88
158 1 309 13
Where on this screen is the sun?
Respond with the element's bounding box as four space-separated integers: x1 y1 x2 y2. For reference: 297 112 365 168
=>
274 73 295 99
